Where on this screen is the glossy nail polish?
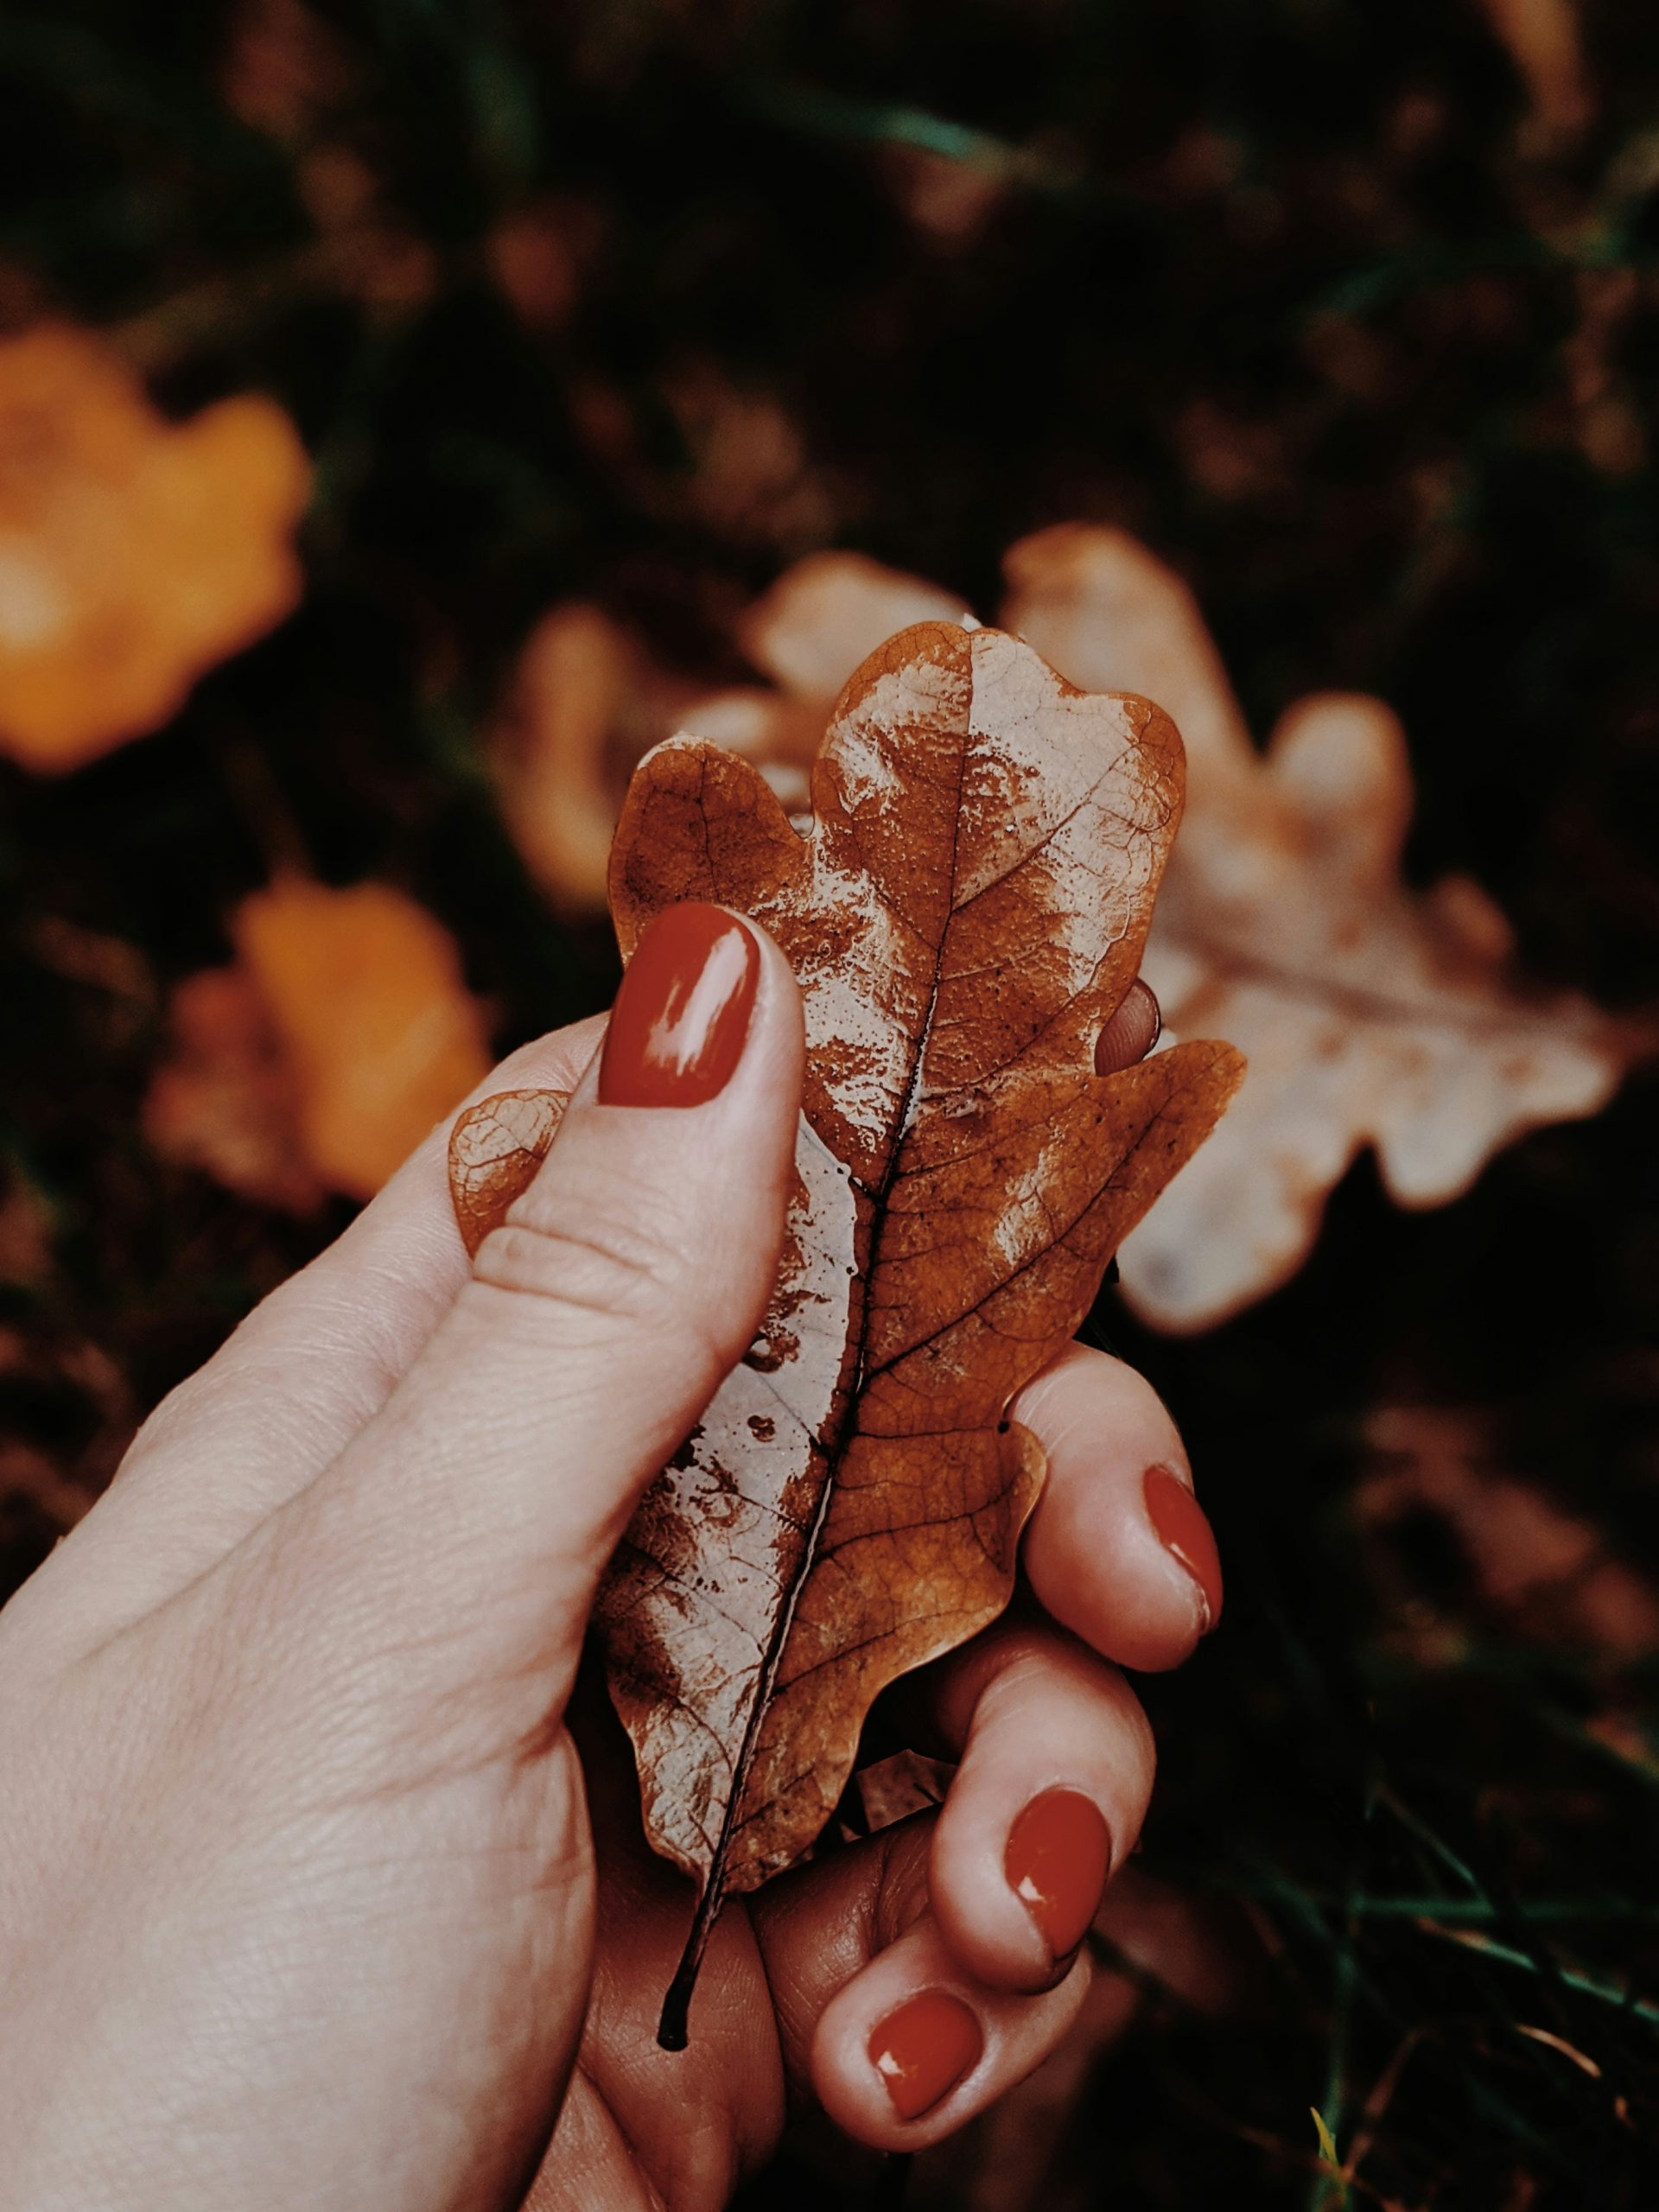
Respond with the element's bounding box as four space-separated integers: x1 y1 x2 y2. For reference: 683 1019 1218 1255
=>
868 1989 982 2122
1005 1788 1113 1959
599 904 760 1108
1143 1463 1223 1631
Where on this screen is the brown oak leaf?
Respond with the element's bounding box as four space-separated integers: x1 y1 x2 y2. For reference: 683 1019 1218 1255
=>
450 620 1241 2043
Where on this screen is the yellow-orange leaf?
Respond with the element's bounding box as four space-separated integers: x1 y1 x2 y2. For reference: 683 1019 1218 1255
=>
237 880 492 1200
0 326 310 772
149 880 492 1207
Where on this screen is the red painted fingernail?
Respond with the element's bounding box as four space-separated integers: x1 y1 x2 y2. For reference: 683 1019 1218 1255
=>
1005 1788 1113 1960
1143 1464 1223 1631
868 1989 982 2122
1095 977 1162 1074
599 904 760 1108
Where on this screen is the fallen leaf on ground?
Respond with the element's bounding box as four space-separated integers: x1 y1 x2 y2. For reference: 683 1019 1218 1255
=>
0 326 310 771
452 620 1241 2039
492 605 703 912
149 879 492 1207
1357 1403 1659 1659
662 361 838 549
145 964 327 1215
1001 524 1637 1331
219 0 354 141
1476 0 1592 141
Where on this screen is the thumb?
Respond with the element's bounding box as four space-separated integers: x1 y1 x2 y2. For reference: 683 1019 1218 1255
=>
262 904 804 1716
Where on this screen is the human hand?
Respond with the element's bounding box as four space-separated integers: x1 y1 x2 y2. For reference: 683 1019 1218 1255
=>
0 906 1220 2212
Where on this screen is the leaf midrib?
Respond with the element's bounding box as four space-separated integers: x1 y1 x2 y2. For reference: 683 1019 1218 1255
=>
660 674 976 2028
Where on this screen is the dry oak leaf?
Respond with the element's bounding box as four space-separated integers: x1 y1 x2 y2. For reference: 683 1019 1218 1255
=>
1357 1404 1659 1662
451 620 1242 2041
0 326 309 772
149 879 492 1208
1001 524 1637 1332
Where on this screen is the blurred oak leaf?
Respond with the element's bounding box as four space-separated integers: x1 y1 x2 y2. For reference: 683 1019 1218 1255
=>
1001 524 1636 1331
144 964 324 1215
1477 0 1592 142
0 327 310 772
148 880 492 1208
662 361 838 549
1357 1404 1659 1660
493 605 705 912
454 620 1241 2038
219 0 354 141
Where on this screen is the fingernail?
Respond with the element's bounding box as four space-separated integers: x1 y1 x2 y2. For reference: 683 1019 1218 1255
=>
1143 1464 1223 1632
868 1989 982 2122
1095 977 1162 1075
599 904 760 1108
1005 1788 1113 1960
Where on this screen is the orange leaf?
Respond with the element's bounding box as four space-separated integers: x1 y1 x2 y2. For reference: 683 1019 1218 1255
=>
451 621 1241 2041
149 880 492 1208
0 327 310 772
237 880 492 1201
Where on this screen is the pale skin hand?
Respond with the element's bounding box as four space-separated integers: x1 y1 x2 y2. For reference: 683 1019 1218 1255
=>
0 925 1217 2212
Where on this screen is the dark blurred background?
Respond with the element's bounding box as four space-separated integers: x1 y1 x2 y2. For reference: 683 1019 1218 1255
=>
3 3 1658 2206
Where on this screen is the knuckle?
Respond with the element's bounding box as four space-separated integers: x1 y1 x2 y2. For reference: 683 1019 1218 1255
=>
470 1185 723 1361
477 1215 683 1332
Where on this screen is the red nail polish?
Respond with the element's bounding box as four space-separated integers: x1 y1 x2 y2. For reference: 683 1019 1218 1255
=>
599 904 760 1108
1143 1464 1223 1631
1005 1788 1113 1959
868 1989 982 2122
